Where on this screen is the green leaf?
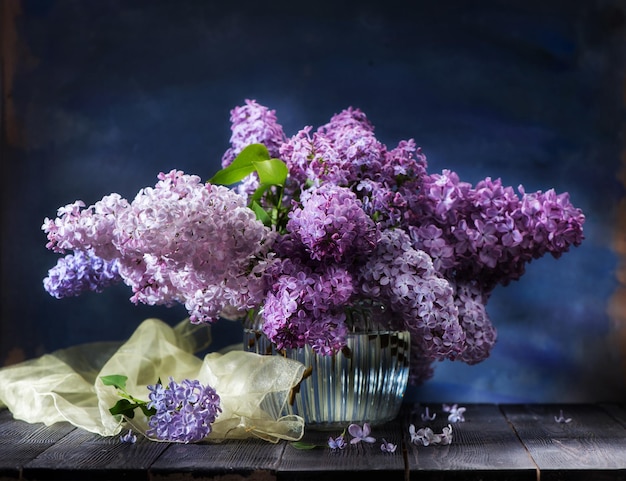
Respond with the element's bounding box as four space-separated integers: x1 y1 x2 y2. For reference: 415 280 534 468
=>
252 158 288 186
209 144 270 185
250 201 271 226
100 374 128 391
108 399 136 419
290 441 320 450
139 404 157 418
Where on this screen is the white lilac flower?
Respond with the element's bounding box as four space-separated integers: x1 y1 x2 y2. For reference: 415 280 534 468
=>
409 424 453 446
439 424 454 445
443 403 466 423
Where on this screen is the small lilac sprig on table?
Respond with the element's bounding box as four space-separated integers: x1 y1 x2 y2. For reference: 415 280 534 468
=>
100 374 221 443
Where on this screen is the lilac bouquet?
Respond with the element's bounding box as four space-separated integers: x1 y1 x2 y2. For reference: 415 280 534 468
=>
43 99 585 384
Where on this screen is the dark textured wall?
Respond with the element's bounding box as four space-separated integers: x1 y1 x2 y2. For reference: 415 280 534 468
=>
2 0 625 402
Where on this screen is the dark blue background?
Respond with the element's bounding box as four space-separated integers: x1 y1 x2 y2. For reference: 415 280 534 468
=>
2 0 625 402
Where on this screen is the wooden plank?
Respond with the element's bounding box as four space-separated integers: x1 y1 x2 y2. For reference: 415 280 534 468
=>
22 426 169 481
149 438 286 480
403 403 538 481
501 404 626 481
0 408 76 481
599 403 626 429
276 416 407 480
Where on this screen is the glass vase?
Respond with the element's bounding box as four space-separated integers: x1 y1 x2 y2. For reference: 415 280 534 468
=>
243 300 410 430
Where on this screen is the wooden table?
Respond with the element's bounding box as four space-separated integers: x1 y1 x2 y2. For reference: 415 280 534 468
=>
1 403 625 480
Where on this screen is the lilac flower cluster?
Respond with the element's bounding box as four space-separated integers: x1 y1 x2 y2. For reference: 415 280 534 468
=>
43 99 586 385
43 249 121 299
221 99 286 168
42 170 275 323
146 378 221 443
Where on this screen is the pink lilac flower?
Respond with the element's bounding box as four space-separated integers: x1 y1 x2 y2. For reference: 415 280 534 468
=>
146 378 221 443
43 170 276 324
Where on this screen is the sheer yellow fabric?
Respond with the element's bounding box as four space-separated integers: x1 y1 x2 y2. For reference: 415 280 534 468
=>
0 318 305 443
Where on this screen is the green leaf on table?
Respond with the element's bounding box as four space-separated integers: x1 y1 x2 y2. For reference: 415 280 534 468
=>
100 374 128 391
290 441 320 450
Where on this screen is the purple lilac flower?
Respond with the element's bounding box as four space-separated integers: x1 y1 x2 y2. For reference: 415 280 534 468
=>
380 439 397 453
287 184 379 263
453 281 498 365
412 174 585 294
146 378 221 443
279 108 386 188
359 228 465 368
120 430 137 444
43 250 121 298
328 435 347 450
221 99 286 168
348 423 376 444
261 258 353 354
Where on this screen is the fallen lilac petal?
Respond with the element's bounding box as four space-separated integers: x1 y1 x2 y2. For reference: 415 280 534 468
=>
554 409 572 423
421 406 436 421
380 438 397 453
328 435 347 450
348 422 376 444
120 430 137 444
